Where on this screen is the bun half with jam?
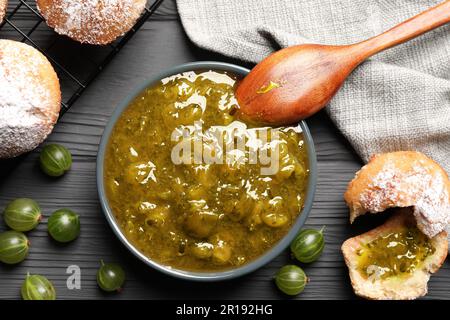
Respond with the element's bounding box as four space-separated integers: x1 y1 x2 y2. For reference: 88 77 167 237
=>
342 208 448 300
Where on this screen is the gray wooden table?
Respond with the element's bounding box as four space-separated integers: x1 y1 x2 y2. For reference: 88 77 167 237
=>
0 0 448 300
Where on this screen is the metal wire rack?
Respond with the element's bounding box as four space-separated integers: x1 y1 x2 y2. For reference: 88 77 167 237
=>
0 0 164 116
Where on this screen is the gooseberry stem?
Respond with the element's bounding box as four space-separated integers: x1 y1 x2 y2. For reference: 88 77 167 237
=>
319 226 326 234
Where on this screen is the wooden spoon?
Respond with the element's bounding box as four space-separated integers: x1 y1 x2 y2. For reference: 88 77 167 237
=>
235 0 450 125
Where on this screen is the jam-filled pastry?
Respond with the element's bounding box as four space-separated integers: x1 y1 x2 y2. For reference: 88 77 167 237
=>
342 208 448 300
0 40 61 158
36 0 147 45
345 151 450 238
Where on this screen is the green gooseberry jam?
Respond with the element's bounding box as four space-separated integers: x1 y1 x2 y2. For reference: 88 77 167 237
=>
357 226 435 280
104 70 310 272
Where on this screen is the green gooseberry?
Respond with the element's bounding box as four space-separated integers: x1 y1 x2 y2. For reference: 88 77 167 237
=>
40 144 72 177
3 198 42 232
48 209 80 243
290 226 325 263
97 261 125 292
21 274 56 300
275 265 308 296
0 231 29 264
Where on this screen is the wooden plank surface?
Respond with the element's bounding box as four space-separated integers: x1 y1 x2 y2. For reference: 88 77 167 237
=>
0 0 448 300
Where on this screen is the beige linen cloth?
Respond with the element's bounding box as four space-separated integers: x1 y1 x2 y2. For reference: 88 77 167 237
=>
176 0 450 173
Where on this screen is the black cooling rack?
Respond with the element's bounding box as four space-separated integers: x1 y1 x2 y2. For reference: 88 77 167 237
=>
0 0 164 116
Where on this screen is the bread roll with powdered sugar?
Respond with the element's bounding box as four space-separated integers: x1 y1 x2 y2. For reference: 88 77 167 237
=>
0 0 7 23
0 40 61 159
345 151 450 238
36 0 147 45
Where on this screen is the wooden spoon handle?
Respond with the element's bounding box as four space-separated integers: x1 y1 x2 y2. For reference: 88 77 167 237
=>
354 0 450 59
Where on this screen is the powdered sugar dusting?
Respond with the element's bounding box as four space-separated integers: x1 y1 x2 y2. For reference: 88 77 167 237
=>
359 157 450 237
0 40 60 158
37 0 147 44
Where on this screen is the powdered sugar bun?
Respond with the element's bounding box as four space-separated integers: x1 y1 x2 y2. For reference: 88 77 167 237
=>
345 151 450 238
0 0 7 23
36 0 147 45
0 40 61 159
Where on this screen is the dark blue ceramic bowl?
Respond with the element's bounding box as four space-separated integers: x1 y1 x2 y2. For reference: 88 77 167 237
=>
97 61 317 281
